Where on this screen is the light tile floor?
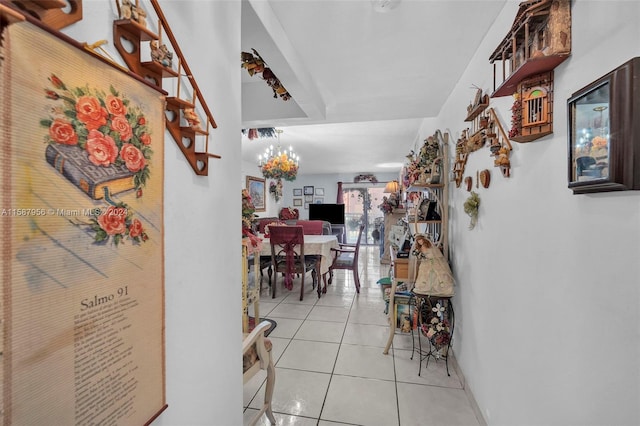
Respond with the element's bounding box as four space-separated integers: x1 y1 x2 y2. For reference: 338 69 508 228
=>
244 246 482 426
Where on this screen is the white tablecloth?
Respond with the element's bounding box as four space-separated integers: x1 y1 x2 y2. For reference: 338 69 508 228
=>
259 234 339 275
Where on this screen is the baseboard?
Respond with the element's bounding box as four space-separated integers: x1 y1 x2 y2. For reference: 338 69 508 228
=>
449 349 488 426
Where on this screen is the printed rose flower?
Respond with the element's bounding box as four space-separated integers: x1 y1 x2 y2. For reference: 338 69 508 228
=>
49 74 64 89
86 130 119 166
45 90 59 100
49 118 77 145
42 76 155 203
97 206 127 236
110 115 133 142
76 95 108 130
128 218 144 238
105 94 127 116
139 133 152 146
120 143 146 172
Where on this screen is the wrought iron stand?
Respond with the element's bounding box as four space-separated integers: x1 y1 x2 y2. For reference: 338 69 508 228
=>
410 294 455 376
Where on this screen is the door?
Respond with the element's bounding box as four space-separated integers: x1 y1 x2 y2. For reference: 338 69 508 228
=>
341 184 386 245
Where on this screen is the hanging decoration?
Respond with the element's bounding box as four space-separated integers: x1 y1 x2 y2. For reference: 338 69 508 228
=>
242 127 277 140
241 49 291 101
353 173 378 183
269 180 283 202
258 129 299 181
463 191 480 230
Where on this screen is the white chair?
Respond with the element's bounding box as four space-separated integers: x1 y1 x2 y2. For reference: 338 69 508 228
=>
243 321 276 425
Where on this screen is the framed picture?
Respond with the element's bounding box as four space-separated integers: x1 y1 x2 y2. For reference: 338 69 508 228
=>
293 198 303 206
303 185 314 195
304 202 310 209
315 187 324 196
246 176 266 212
293 188 302 196
395 304 412 333
314 198 324 204
304 195 313 202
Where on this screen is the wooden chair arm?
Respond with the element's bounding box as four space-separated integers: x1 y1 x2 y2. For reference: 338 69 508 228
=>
242 320 272 355
338 243 357 249
330 247 355 254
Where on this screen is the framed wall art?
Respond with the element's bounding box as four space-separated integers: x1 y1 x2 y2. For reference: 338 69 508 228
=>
567 57 640 193
293 188 302 196
315 187 324 196
314 198 324 204
293 198 303 206
304 195 313 202
0 19 166 425
303 185 314 195
246 176 266 211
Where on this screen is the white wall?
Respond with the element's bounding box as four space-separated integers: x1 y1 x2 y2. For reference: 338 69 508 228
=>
62 2 640 425
430 2 640 425
65 2 242 424
242 160 398 219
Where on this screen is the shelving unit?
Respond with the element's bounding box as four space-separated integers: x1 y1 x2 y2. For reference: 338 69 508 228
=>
405 130 449 259
380 208 406 265
383 130 450 356
242 242 261 334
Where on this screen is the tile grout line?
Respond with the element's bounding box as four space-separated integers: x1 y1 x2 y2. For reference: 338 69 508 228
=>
314 285 356 424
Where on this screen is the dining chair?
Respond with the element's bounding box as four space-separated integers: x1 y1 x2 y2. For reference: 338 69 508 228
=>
294 220 324 235
328 224 364 293
268 225 320 300
243 320 276 425
254 218 283 287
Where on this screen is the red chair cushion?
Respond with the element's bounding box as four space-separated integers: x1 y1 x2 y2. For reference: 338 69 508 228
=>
295 220 323 235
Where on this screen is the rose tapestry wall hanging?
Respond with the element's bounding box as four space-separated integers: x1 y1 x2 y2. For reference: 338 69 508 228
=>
0 21 166 425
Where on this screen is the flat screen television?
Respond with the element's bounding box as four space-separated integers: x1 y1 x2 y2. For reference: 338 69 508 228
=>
308 203 345 225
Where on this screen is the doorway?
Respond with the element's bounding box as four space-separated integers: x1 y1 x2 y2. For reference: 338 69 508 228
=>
341 184 386 245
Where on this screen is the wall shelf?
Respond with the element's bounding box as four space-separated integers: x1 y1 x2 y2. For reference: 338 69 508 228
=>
489 0 571 98
112 0 220 176
8 0 82 30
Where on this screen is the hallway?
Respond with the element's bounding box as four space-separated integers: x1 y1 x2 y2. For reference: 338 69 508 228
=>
243 246 481 426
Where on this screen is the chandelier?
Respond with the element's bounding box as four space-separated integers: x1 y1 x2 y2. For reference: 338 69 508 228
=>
258 129 299 181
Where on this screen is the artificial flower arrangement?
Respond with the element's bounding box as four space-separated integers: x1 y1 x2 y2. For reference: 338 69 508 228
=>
421 302 452 358
378 193 399 214
261 155 298 181
242 189 262 251
241 49 291 101
463 191 480 230
508 93 523 139
404 136 440 186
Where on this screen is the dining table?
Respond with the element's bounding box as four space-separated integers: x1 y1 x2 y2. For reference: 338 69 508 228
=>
258 233 339 294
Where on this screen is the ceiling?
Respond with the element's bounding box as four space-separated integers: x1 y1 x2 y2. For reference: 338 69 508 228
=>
241 0 507 176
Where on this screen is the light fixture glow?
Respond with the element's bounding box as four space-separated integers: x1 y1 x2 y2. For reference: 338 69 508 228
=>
258 129 299 181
